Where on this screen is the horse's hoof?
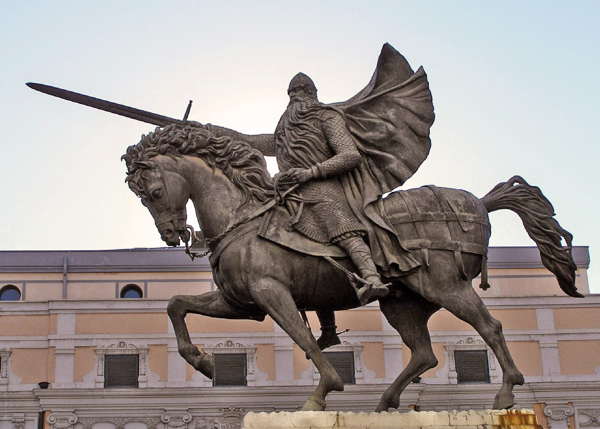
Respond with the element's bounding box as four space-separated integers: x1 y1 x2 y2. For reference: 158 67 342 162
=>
375 403 389 412
302 397 326 411
493 392 515 409
182 346 214 379
375 396 398 412
194 355 214 379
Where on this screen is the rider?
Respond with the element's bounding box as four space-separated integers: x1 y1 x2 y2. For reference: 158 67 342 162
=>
203 73 390 300
197 73 393 348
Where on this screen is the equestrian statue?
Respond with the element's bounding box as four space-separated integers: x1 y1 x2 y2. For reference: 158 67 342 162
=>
27 43 582 412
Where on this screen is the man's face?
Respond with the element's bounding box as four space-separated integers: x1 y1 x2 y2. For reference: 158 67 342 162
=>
288 86 312 103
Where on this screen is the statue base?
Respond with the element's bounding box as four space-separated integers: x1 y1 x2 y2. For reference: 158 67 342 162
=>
243 409 542 429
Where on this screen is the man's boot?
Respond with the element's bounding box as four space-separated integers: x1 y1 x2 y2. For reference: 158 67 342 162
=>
338 236 390 305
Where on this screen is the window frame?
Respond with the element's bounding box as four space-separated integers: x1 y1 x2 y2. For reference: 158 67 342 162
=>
0 350 11 388
445 337 499 384
104 353 140 388
324 351 356 385
454 349 491 384
212 352 248 387
95 342 148 388
310 341 365 384
0 285 22 301
199 340 259 387
119 283 144 299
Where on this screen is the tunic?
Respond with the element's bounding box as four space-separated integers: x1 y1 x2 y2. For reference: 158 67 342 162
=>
274 102 365 243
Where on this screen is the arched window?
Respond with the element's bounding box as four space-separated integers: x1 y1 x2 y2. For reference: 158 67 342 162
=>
120 284 143 299
0 285 21 301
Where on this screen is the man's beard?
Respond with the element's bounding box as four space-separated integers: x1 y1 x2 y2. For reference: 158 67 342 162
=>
285 97 318 119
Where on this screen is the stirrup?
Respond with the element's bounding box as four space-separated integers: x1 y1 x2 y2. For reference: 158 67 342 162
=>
356 281 390 305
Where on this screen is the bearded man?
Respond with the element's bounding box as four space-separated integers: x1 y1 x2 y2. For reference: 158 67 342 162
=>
197 44 434 348
204 73 393 302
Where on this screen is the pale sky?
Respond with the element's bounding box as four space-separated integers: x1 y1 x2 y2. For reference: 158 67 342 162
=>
2 1 599 292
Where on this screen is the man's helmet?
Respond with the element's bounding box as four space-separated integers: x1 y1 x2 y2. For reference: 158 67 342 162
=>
288 72 317 96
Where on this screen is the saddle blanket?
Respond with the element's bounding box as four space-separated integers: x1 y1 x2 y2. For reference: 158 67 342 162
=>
257 186 488 261
257 206 346 258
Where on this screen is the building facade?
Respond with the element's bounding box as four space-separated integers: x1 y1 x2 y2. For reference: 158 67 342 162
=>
0 246 598 429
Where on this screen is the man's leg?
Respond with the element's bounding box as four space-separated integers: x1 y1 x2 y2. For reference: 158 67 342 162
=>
337 236 390 304
315 309 341 350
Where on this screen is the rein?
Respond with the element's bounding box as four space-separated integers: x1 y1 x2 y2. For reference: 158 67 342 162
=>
183 184 299 261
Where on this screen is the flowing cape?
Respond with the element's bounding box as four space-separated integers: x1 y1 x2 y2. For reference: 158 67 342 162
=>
328 43 435 276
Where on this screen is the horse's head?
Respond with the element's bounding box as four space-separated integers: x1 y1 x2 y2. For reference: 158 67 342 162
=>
124 155 191 246
123 123 275 247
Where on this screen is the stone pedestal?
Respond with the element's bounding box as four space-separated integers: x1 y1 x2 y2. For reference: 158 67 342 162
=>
243 409 542 429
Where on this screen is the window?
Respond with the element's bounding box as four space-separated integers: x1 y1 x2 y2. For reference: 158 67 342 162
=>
0 350 9 386
0 285 21 301
120 284 143 299
454 350 490 383
213 353 247 386
324 351 355 384
104 354 139 388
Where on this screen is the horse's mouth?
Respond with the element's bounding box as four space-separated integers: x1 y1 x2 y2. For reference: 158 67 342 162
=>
166 239 180 246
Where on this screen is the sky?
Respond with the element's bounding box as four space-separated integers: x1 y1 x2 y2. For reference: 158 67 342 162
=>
1 1 599 292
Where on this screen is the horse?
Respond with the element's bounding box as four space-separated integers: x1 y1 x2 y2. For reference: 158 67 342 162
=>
122 123 581 412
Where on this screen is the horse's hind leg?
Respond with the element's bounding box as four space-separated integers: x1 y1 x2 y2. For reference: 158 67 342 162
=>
167 291 264 379
250 278 343 411
441 285 524 409
376 292 440 412
403 255 524 409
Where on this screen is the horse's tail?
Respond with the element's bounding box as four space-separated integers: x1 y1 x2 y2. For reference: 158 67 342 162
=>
481 175 582 298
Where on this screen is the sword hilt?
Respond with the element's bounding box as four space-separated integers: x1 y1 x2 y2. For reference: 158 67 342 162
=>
182 100 193 121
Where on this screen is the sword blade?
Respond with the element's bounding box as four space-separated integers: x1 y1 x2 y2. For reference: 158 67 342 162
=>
26 82 183 127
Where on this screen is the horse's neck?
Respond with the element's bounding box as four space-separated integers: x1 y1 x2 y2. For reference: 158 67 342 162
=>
181 156 261 242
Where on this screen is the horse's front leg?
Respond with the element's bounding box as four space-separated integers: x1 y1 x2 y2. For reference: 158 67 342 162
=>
249 278 344 411
167 291 263 379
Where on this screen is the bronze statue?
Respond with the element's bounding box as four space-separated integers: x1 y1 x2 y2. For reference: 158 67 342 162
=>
28 43 582 412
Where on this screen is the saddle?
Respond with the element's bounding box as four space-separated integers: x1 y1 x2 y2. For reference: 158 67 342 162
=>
257 205 346 258
257 186 491 289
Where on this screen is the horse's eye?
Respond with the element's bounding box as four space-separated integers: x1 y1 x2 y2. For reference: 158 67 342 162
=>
151 188 163 199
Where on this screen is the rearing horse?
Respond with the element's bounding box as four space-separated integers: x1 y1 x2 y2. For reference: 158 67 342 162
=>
122 124 581 411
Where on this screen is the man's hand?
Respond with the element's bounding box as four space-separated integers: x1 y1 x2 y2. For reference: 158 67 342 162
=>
274 168 313 186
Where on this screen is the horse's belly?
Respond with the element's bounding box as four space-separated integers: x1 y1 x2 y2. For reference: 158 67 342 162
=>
217 236 360 313
291 256 360 311
384 186 490 255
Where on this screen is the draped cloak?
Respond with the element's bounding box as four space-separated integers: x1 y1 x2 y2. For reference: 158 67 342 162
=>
324 43 435 277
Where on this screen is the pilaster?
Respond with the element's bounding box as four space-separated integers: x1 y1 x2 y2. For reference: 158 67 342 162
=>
383 341 404 383
167 345 187 387
274 343 294 383
53 348 75 387
540 341 562 381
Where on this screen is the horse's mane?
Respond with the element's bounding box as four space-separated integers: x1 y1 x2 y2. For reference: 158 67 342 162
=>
122 124 274 205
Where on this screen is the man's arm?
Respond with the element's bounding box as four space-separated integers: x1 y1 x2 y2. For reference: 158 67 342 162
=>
198 122 276 156
309 110 361 179
276 110 361 185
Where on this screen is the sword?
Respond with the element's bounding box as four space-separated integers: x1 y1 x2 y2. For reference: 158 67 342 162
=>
26 82 187 127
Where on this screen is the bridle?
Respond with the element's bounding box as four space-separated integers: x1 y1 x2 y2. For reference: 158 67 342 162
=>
148 161 300 261
144 162 190 246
